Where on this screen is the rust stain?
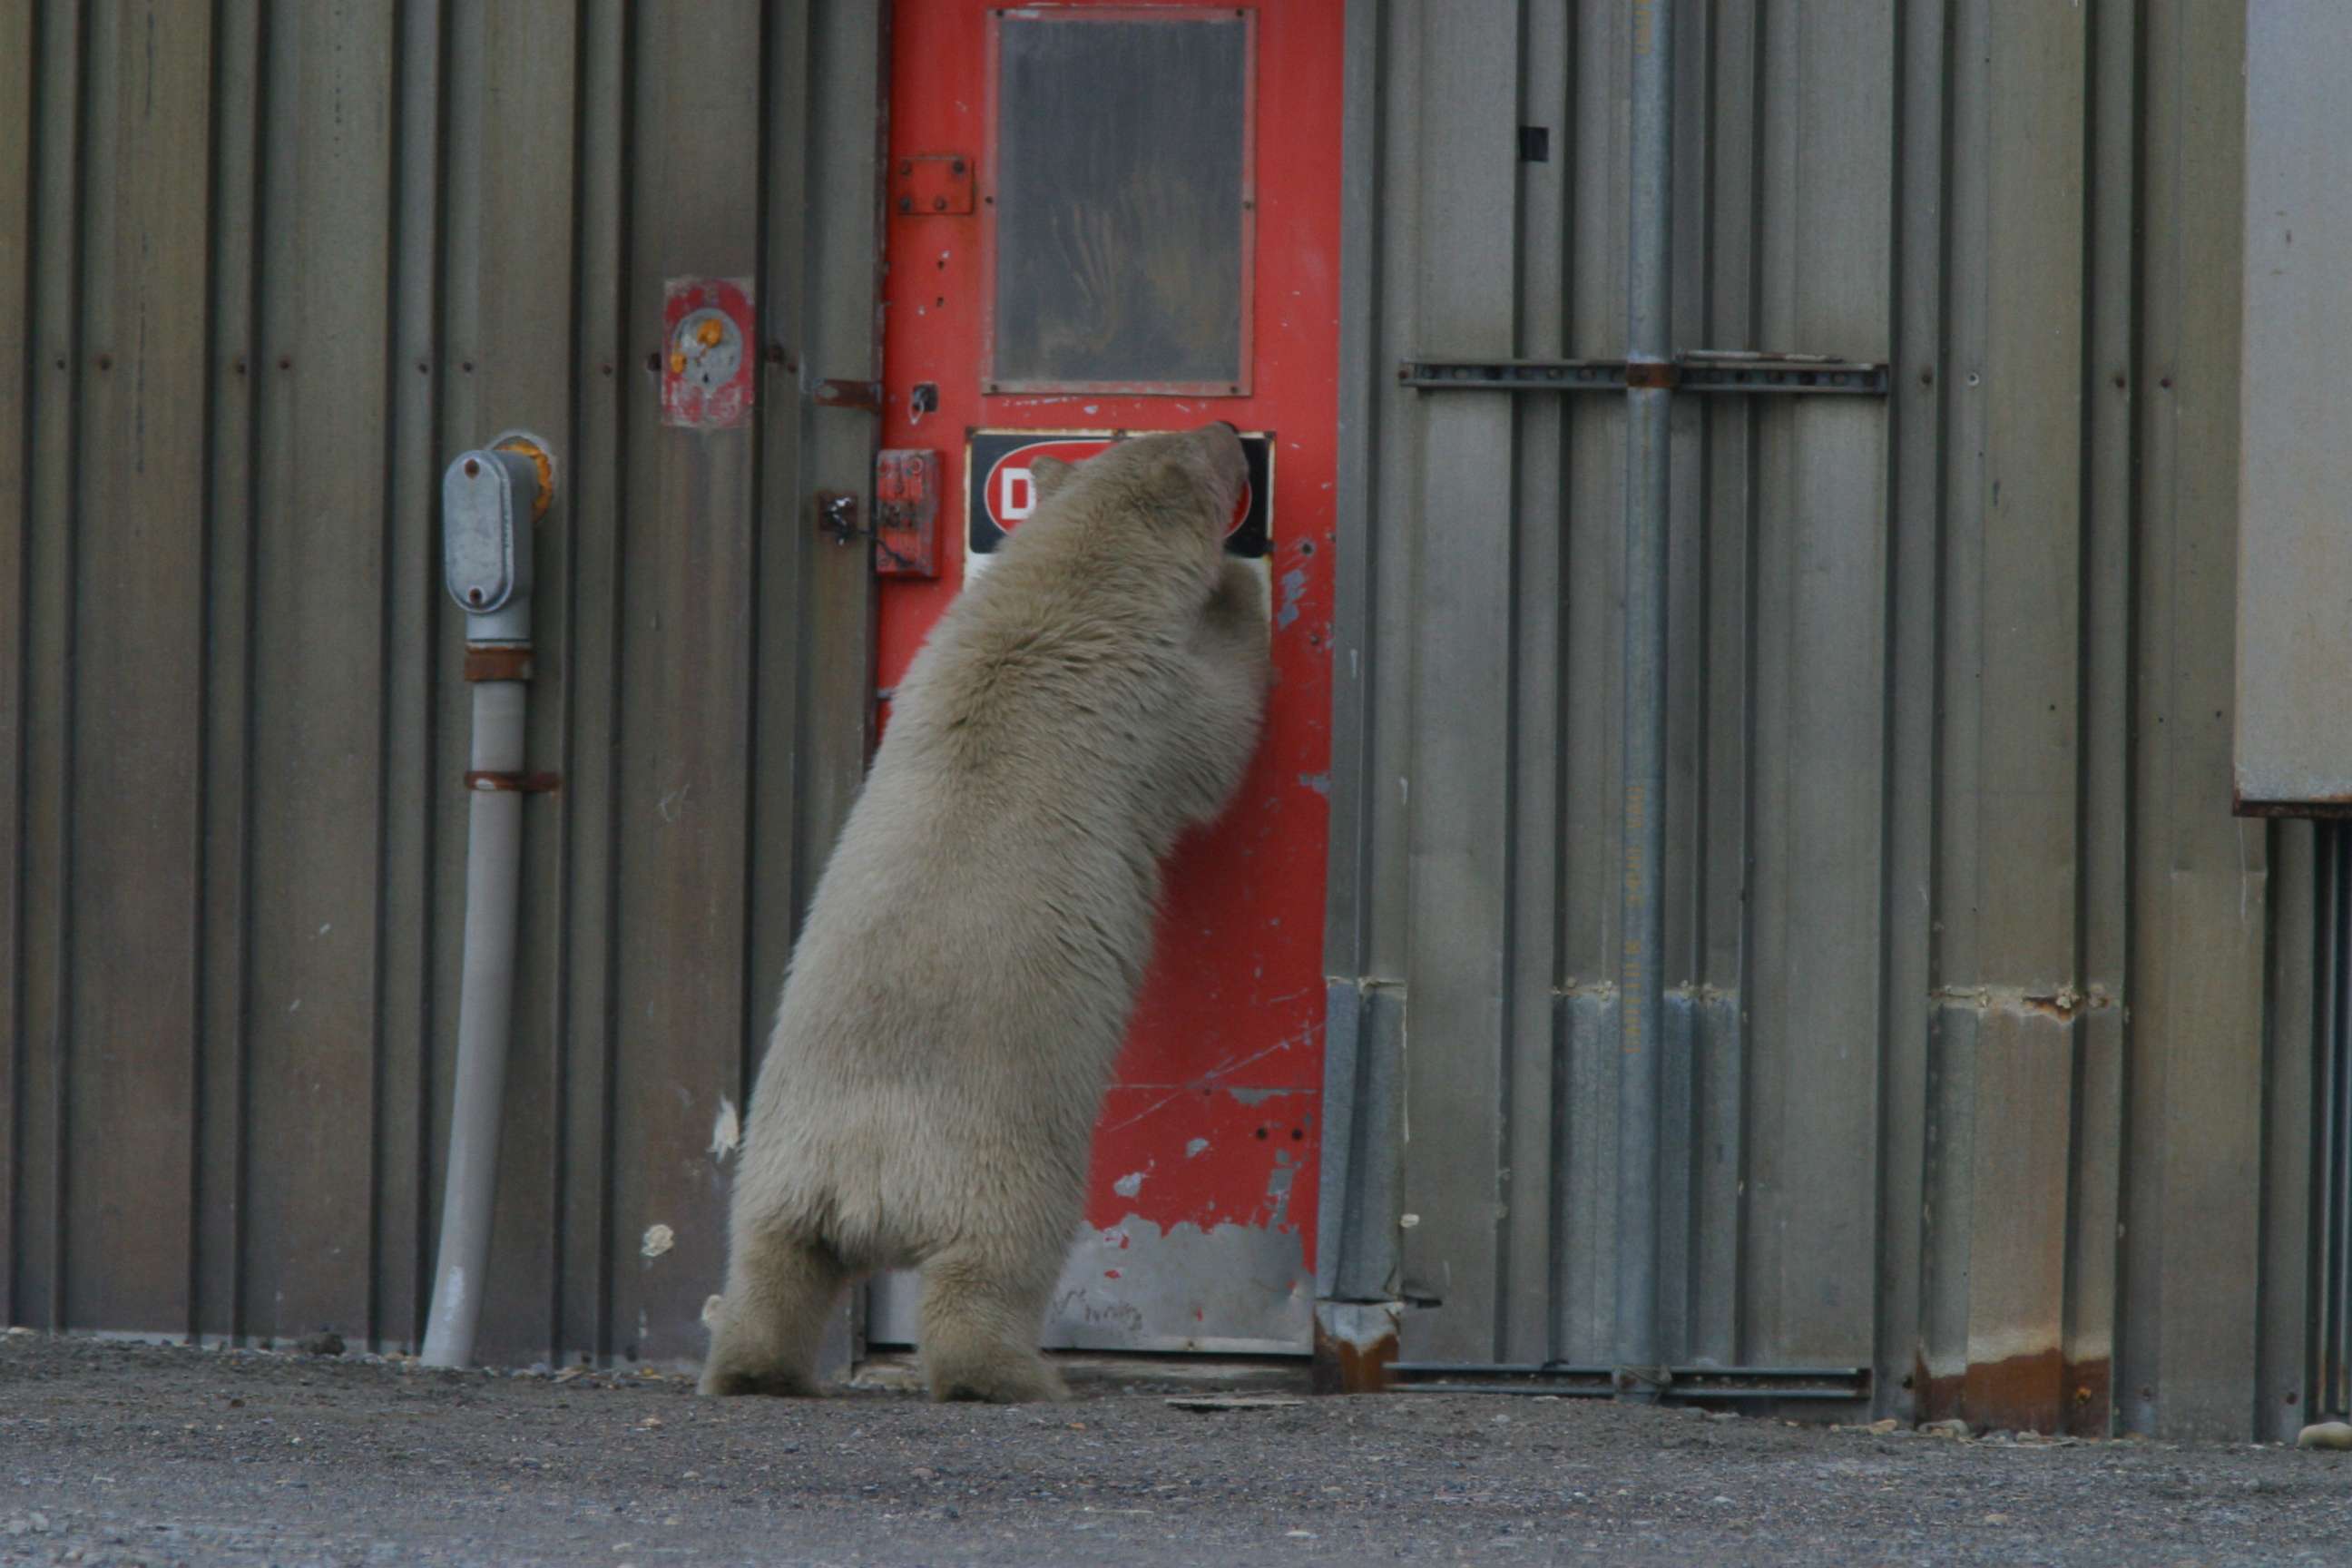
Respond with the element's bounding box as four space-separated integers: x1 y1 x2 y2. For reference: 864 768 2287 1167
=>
492 437 554 521
1928 985 2117 1024
1913 1348 2112 1436
1311 1316 1396 1396
463 645 536 683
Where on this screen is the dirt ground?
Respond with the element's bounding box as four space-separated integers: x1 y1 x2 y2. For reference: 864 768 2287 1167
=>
1 1334 2347 1566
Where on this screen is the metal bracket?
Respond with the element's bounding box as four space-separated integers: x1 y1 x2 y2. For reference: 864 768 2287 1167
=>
1399 350 1888 397
816 489 863 545
811 378 884 413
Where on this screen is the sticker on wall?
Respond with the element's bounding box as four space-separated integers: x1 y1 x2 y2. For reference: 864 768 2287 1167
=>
662 278 756 429
963 429 1272 586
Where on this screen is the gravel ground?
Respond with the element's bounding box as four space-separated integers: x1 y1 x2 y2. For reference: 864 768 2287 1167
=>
0 1332 2347 1565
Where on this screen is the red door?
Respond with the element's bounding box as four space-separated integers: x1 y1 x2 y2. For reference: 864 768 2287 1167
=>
869 0 1341 1354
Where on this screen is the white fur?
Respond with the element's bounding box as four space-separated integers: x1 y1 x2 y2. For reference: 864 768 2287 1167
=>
700 426 1269 1403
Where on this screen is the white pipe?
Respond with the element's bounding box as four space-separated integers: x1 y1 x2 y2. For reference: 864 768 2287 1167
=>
421 678 528 1367
422 437 545 1369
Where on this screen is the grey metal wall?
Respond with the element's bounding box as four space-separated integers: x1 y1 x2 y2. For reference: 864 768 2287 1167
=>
1321 0 2323 1439
0 0 883 1369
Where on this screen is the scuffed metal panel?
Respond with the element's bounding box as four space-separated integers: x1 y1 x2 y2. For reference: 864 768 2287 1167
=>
869 1079 1322 1355
870 1219 1311 1357
1322 0 2312 1438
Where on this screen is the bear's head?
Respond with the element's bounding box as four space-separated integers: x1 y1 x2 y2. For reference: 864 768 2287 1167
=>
1026 423 1246 591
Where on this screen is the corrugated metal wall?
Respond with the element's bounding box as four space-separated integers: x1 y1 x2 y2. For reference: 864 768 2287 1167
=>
1320 0 2326 1439
0 0 884 1368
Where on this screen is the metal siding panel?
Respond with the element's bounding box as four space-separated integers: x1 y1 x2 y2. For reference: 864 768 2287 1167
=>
1551 0 1626 1368
1555 1 1623 985
1322 0 1384 986
1653 0 1710 1366
0 0 34 1323
733 0 883 1376
1688 0 1759 1370
1316 980 1404 1305
1314 0 2305 1438
2262 822 2319 1441
747 2 812 1145
2066 0 2141 1437
1362 0 1419 990
1395 5 1518 1362
1741 0 1893 1367
242 0 397 1345
195 0 263 1344
1876 0 1947 1425
2232 4 2352 808
1502 0 1568 1368
373 0 446 1357
1920 0 1988 1411
557 0 629 1367
64 0 214 1334
1317 5 1397 1327
437 0 582 1367
2321 834 2350 1417
2129 0 2261 1439
1959 1016 2073 1419
1555 988 1614 1363
792 0 885 1373
1946 0 2089 1434
1923 1004 1977 1410
791 0 885 1029
1973 0 2084 988
15 0 92 1330
612 0 763 1367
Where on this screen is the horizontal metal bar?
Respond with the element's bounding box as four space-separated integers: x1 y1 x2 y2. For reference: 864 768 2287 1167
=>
1388 1383 1864 1401
1397 354 1889 396
1390 1362 1870 1378
1385 1361 1871 1401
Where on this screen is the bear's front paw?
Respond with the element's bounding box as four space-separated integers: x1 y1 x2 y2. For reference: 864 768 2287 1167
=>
926 1353 1071 1405
698 1361 828 1399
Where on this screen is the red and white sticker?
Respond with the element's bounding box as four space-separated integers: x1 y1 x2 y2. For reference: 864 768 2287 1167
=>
661 278 756 429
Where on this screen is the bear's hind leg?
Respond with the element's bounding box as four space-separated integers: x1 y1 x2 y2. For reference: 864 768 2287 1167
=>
698 1227 847 1397
916 1243 1070 1404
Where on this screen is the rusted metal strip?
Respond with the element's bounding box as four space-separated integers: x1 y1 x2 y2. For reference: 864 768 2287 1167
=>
462 644 534 682
2233 789 2352 819
811 377 884 412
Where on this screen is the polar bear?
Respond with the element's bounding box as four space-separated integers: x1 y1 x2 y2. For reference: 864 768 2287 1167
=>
700 423 1269 1404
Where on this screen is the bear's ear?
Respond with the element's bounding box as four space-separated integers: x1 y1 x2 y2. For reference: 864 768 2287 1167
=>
1028 455 1073 504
